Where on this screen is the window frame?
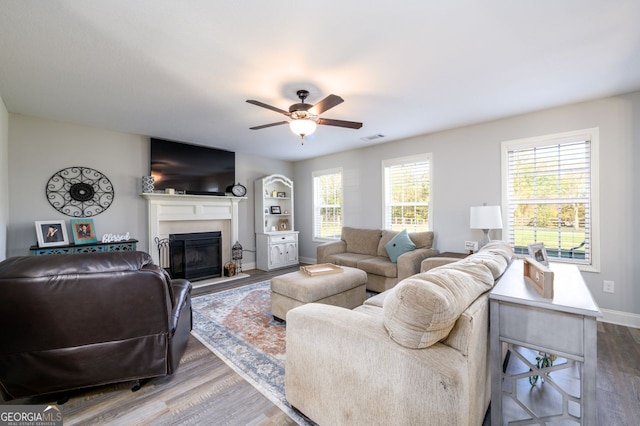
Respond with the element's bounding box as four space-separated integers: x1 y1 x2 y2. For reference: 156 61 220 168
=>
312 167 343 243
381 153 433 232
501 128 600 272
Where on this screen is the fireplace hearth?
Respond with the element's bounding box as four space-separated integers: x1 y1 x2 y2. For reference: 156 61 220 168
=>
169 232 222 281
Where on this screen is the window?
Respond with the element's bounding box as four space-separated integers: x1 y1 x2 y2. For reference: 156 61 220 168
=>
382 154 432 232
313 168 343 241
502 128 599 271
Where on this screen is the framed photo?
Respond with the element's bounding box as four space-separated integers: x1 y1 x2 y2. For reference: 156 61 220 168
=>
35 220 69 247
70 218 98 244
527 242 549 266
278 218 290 231
270 205 281 214
277 191 286 198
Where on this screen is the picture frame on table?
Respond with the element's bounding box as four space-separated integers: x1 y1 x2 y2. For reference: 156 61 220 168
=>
527 242 549 266
35 220 69 247
270 206 281 214
70 218 98 245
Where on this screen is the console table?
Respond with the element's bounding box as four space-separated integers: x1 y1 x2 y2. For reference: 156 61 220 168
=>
489 259 601 425
30 239 138 256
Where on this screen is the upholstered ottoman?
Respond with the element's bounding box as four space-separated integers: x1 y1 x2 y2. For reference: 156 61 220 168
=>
270 266 367 321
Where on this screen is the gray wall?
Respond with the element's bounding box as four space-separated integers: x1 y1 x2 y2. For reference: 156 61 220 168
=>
6 114 292 269
293 91 640 321
0 96 8 260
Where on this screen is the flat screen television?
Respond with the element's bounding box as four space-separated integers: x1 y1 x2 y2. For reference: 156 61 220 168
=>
150 138 235 196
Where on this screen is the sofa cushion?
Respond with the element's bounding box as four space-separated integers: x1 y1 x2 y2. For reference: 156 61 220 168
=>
377 230 399 257
357 256 398 278
324 252 373 268
362 290 390 308
478 240 514 263
377 230 434 257
342 227 382 256
460 252 508 280
382 262 494 349
384 230 416 263
407 231 434 249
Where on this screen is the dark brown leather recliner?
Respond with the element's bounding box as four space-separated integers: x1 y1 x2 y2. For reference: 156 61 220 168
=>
0 251 192 401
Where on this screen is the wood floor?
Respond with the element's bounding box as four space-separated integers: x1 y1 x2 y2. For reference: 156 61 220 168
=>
2 266 639 425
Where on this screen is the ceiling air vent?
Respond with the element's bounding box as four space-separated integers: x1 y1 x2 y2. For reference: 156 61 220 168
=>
361 134 385 141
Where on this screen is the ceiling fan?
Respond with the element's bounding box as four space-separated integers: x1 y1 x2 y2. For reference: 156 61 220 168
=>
246 89 363 143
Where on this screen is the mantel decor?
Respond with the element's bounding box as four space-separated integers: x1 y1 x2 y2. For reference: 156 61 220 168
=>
46 167 114 217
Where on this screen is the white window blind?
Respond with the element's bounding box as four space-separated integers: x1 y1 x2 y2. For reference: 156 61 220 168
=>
503 129 599 269
382 154 431 232
313 168 343 240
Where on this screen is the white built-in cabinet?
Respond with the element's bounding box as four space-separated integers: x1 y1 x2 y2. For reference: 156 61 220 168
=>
254 174 299 271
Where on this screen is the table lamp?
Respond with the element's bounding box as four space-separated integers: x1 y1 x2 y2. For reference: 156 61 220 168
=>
470 205 503 247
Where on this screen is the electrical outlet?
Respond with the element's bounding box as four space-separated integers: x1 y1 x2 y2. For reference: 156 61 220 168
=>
464 241 479 252
603 280 614 293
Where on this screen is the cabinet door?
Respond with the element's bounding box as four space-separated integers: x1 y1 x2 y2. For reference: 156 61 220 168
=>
284 242 298 264
269 243 285 269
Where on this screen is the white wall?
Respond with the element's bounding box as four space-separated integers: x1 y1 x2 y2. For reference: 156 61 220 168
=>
6 114 293 270
8 115 148 256
0 95 8 260
293 91 640 319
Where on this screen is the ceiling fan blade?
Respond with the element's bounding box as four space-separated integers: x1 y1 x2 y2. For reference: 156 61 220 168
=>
317 118 363 129
250 121 289 130
310 94 344 115
246 100 291 116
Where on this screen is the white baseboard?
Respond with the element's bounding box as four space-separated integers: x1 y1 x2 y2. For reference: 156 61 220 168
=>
299 256 316 265
241 261 256 272
599 308 640 329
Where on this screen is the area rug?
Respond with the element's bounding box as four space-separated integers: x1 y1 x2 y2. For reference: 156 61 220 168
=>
190 281 312 426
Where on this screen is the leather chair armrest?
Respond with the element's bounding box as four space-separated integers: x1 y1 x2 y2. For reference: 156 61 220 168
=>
169 279 192 335
316 240 347 264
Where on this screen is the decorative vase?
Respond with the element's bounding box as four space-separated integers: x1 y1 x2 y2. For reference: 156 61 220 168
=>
142 176 155 193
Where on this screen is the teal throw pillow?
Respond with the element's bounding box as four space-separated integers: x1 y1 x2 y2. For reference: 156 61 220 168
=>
385 230 416 263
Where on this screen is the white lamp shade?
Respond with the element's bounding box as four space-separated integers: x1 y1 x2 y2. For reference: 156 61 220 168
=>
289 119 317 137
470 205 503 229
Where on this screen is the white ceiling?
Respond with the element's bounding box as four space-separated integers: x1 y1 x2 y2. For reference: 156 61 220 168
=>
1 1 640 162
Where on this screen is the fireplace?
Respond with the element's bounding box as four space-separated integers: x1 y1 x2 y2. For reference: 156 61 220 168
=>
169 232 222 281
141 194 243 270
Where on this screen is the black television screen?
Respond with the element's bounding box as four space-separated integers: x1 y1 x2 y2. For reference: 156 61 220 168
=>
150 138 235 196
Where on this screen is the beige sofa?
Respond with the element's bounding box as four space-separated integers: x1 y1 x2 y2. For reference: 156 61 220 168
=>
286 241 514 425
316 226 439 292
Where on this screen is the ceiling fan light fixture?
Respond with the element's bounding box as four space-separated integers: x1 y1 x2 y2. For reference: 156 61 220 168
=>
289 118 317 139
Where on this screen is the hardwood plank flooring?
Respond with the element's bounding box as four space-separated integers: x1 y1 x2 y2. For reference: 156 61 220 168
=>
2 266 639 425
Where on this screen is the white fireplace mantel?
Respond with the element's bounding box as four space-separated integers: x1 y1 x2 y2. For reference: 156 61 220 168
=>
141 193 245 265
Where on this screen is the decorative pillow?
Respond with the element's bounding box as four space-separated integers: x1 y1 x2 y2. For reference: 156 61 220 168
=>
384 229 416 263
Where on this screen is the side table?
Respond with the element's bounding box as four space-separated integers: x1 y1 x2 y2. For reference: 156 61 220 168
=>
489 259 601 425
30 239 138 256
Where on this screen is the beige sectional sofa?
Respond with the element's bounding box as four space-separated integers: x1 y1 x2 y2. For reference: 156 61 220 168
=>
285 241 514 425
316 226 439 292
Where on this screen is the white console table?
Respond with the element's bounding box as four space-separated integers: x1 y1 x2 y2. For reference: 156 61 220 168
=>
489 260 601 425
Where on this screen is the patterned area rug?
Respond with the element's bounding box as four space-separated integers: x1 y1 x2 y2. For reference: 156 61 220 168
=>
190 281 312 426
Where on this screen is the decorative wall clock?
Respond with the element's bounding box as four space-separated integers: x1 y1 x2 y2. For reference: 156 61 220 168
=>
46 167 114 217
